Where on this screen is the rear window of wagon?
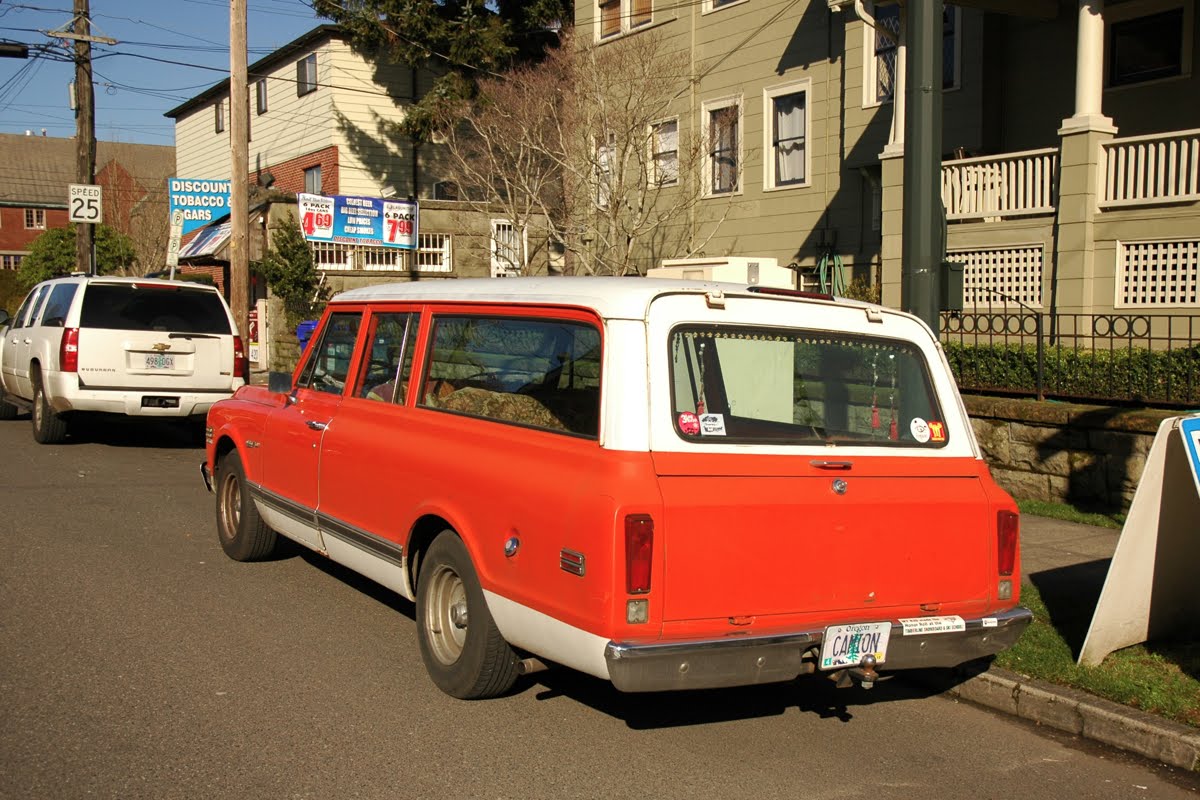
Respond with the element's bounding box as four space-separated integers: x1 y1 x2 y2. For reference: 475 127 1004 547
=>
668 324 948 447
79 284 232 334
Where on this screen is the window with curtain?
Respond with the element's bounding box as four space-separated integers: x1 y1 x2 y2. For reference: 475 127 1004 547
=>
297 53 318 96
709 105 739 194
651 119 678 186
772 91 806 187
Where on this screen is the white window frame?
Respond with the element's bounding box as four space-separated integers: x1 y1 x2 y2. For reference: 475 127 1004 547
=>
862 3 961 109
304 165 322 195
649 117 680 187
214 100 225 134
297 53 318 96
24 208 45 230
255 78 268 115
416 233 453 272
596 0 653 41
596 135 615 207
762 79 812 192
1104 0 1193 90
703 0 749 14
702 96 742 197
310 241 353 271
490 219 527 277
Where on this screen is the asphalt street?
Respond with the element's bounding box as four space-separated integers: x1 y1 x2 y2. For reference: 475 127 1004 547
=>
1 415 1197 799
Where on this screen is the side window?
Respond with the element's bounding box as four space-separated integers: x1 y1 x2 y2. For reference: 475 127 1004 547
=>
295 312 362 395
40 283 79 328
419 315 602 437
11 290 37 329
355 312 417 404
29 285 55 327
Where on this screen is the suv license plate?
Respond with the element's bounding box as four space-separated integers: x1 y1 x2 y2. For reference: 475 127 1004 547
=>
820 622 891 670
144 353 174 370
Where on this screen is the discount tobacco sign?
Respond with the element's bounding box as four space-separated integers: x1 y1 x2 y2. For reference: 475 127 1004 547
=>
298 192 418 250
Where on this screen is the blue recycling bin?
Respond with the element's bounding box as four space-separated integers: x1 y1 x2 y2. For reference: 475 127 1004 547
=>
296 320 319 352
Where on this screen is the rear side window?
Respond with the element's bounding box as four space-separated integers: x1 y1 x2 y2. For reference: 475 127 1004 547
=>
420 315 601 437
78 284 232 334
355 312 418 404
40 283 79 328
669 325 946 447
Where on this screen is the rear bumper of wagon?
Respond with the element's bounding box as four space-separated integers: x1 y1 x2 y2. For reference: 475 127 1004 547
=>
604 606 1032 693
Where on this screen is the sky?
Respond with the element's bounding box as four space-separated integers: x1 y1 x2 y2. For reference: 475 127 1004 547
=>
0 0 327 145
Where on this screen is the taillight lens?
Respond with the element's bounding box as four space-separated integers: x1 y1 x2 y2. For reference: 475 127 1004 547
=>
625 514 654 594
60 327 79 373
997 510 1018 577
233 335 246 380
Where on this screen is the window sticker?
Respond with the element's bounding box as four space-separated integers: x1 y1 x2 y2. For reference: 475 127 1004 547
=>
928 420 946 443
699 413 727 436
909 417 931 443
678 412 701 435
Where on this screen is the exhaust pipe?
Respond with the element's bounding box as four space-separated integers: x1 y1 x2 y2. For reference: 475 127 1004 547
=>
516 657 548 676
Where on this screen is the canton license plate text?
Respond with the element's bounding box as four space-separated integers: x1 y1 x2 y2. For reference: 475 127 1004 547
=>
820 622 891 670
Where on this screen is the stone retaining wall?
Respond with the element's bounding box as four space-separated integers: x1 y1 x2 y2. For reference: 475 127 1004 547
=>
962 396 1178 514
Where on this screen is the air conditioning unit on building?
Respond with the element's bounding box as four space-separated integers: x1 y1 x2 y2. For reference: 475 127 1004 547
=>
648 257 793 289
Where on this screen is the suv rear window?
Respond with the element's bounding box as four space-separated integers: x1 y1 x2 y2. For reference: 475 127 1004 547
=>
79 283 232 334
669 325 946 447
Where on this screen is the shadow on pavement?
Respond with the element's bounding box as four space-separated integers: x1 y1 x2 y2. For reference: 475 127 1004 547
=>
59 414 206 449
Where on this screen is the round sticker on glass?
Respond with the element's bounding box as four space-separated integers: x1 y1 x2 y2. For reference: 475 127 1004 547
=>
678 412 701 435
910 417 931 443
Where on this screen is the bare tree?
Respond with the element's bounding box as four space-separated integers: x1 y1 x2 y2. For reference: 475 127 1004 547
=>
438 30 733 276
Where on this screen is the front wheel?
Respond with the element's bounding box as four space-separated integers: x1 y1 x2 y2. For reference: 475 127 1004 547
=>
215 450 276 561
31 375 67 444
416 532 519 699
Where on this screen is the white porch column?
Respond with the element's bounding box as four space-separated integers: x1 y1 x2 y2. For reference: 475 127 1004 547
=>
1060 0 1115 133
883 9 907 156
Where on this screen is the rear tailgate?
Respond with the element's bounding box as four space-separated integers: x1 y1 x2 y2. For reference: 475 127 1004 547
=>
651 453 994 623
76 282 235 391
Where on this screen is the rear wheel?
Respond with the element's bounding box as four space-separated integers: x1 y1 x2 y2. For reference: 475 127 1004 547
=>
215 450 276 561
31 373 67 444
416 532 519 699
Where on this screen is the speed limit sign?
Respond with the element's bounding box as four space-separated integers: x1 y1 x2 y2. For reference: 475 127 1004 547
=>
68 184 103 224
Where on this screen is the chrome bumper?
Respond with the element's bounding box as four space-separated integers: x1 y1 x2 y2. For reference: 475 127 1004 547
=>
604 606 1033 693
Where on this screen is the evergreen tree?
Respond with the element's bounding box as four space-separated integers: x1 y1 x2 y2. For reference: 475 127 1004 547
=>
257 213 327 327
313 0 570 140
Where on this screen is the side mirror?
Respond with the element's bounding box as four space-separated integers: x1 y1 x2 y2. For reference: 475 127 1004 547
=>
267 371 294 394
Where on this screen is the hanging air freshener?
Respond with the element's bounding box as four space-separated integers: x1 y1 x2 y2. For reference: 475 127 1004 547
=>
870 354 880 432
888 353 898 441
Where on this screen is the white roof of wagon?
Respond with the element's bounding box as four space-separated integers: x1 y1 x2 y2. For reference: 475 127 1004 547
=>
332 276 862 321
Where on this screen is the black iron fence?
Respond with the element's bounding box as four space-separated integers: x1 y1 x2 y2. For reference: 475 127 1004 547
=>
940 308 1200 408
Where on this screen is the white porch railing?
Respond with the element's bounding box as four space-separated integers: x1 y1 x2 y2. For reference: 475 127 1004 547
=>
941 148 1058 221
1101 128 1200 208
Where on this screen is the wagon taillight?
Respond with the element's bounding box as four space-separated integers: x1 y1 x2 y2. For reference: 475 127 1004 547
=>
625 514 654 595
60 327 79 373
997 510 1018 577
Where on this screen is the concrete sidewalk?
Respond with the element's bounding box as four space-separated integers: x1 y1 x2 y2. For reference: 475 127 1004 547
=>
935 514 1200 770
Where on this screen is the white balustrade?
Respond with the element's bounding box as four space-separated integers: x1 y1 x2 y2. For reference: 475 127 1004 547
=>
1102 128 1200 208
941 148 1059 221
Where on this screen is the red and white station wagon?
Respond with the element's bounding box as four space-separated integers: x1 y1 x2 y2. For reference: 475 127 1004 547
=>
202 277 1031 699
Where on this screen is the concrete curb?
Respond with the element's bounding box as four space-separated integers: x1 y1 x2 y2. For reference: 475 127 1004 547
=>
939 667 1200 771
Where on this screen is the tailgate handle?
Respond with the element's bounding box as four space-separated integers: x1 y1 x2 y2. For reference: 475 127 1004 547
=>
810 460 853 470
305 420 328 431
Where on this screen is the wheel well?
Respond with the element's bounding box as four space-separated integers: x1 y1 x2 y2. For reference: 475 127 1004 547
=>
213 434 238 470
407 515 454 591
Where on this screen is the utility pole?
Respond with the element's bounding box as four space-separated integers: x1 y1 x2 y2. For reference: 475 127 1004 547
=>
900 0 945 334
73 0 95 275
229 0 250 343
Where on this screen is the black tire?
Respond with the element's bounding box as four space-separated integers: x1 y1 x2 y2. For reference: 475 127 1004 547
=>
215 450 277 561
416 532 519 699
31 373 67 444
0 383 17 421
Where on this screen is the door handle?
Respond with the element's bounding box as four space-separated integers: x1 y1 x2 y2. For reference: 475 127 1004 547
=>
305 420 328 431
810 460 853 470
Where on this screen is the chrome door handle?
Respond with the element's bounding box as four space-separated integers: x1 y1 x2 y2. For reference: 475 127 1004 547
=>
810 460 853 470
305 420 328 431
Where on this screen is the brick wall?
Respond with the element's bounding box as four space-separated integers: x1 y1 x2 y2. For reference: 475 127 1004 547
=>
256 146 340 195
0 207 69 255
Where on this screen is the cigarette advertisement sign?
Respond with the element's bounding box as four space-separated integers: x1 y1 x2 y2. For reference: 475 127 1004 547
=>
168 178 232 236
298 192 418 250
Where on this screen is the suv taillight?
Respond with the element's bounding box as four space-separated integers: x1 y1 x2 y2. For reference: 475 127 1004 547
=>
625 514 654 594
60 327 79 373
997 510 1018 577
233 335 246 380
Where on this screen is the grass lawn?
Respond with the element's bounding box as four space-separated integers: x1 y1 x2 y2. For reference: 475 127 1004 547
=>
1017 498 1124 530
995 581 1200 728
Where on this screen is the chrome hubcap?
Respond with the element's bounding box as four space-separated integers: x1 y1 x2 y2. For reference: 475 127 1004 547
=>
425 565 468 666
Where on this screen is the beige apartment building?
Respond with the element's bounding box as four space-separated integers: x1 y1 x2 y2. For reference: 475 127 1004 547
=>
577 0 1199 318
165 25 542 281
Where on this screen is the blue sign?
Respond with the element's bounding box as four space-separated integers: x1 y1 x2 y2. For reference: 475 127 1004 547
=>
298 193 417 250
1181 415 1200 498
169 178 232 236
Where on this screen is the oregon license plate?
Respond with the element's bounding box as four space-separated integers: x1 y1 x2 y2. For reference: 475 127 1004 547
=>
144 353 174 370
820 622 891 670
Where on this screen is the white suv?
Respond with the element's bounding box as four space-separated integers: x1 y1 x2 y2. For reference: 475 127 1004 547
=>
0 275 246 443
